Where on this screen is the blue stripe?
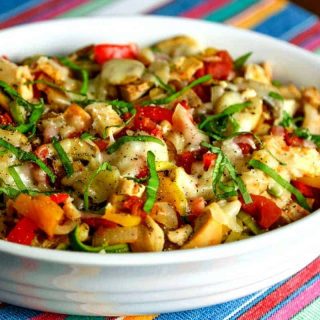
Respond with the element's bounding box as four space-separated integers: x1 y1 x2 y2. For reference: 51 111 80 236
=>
157 279 286 320
151 0 206 16
281 16 318 41
261 275 320 320
0 0 45 21
253 3 315 39
0 304 40 320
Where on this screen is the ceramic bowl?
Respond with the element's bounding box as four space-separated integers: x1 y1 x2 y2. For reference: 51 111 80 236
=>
0 16 319 316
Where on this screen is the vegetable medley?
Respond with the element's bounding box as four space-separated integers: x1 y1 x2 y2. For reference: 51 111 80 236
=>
0 35 319 253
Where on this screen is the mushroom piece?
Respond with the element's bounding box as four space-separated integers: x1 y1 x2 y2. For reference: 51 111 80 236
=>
120 80 153 102
167 224 193 246
130 216 165 252
151 202 178 229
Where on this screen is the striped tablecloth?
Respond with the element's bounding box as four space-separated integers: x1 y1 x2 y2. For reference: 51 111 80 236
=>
0 1 319 319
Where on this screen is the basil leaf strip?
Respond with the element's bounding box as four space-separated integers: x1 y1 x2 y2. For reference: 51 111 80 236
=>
234 52 252 69
80 132 96 141
268 91 284 101
248 159 310 211
52 137 74 177
16 102 44 134
107 135 164 154
143 151 159 213
142 74 212 106
153 74 176 95
199 101 251 129
8 166 27 191
83 162 112 210
201 142 252 204
0 138 56 183
59 57 89 95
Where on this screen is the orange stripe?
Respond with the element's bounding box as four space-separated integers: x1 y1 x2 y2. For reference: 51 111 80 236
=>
124 316 157 320
227 0 287 29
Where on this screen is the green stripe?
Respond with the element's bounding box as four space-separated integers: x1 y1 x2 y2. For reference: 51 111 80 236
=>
204 0 258 22
66 316 103 320
292 298 320 320
58 0 115 18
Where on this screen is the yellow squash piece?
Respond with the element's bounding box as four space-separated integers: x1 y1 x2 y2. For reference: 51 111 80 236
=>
297 176 320 189
13 194 64 237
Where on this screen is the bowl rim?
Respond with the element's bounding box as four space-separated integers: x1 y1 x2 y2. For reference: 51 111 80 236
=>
0 16 319 266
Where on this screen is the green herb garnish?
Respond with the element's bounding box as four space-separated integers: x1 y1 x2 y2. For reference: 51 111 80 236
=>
8 166 27 191
201 142 252 204
0 138 56 183
83 162 112 210
248 159 310 211
80 132 96 141
107 135 164 154
143 151 159 213
142 74 212 106
268 91 284 101
59 57 89 95
272 80 282 87
234 52 252 69
154 74 176 95
52 137 74 177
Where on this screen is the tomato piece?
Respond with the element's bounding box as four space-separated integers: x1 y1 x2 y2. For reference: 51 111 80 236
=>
0 112 13 125
284 132 304 147
94 139 108 151
174 100 190 110
7 217 38 245
177 149 206 174
203 152 217 171
35 145 49 160
122 196 146 218
136 166 149 179
135 106 173 124
241 194 282 229
82 217 117 229
291 181 319 198
271 126 285 136
190 197 206 216
193 84 211 102
94 43 138 64
50 193 69 204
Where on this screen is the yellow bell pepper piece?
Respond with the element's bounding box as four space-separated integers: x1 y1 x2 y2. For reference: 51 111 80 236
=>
103 204 141 227
13 194 64 237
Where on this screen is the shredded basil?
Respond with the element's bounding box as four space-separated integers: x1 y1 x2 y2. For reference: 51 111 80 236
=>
0 138 56 183
143 151 159 213
238 211 264 235
234 52 252 69
272 80 282 87
153 74 176 95
52 137 74 177
107 135 164 154
83 162 112 210
80 132 96 141
59 57 89 95
29 79 79 95
142 74 212 106
199 101 251 130
268 91 284 101
266 149 287 166
248 159 310 211
8 166 26 191
201 142 252 203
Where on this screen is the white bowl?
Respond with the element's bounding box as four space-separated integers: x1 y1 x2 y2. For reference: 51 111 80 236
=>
0 16 319 316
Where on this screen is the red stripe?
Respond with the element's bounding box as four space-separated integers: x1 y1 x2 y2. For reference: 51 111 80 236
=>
31 0 89 21
31 313 66 320
238 258 320 320
181 0 231 18
290 21 320 46
0 0 66 29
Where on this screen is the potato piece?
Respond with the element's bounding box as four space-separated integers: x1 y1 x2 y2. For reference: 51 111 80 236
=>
182 211 223 249
93 226 138 246
64 104 92 132
117 178 145 197
153 36 200 57
167 224 192 246
85 103 123 138
120 80 153 101
13 194 64 237
244 64 270 84
301 87 320 107
171 56 203 80
130 216 164 252
302 103 320 135
151 202 178 229
101 59 145 85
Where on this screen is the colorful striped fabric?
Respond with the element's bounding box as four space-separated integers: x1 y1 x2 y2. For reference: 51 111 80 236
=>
0 1 319 319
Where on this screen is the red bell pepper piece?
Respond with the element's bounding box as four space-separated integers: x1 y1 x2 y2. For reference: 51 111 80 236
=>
135 106 173 124
7 217 38 245
94 139 108 151
50 193 69 204
203 152 217 171
82 217 117 229
0 112 13 125
291 181 319 198
241 194 282 229
122 196 146 218
176 149 207 174
94 43 138 64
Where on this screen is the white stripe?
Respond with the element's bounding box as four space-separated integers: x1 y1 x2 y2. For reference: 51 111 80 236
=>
88 0 171 16
223 288 270 320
